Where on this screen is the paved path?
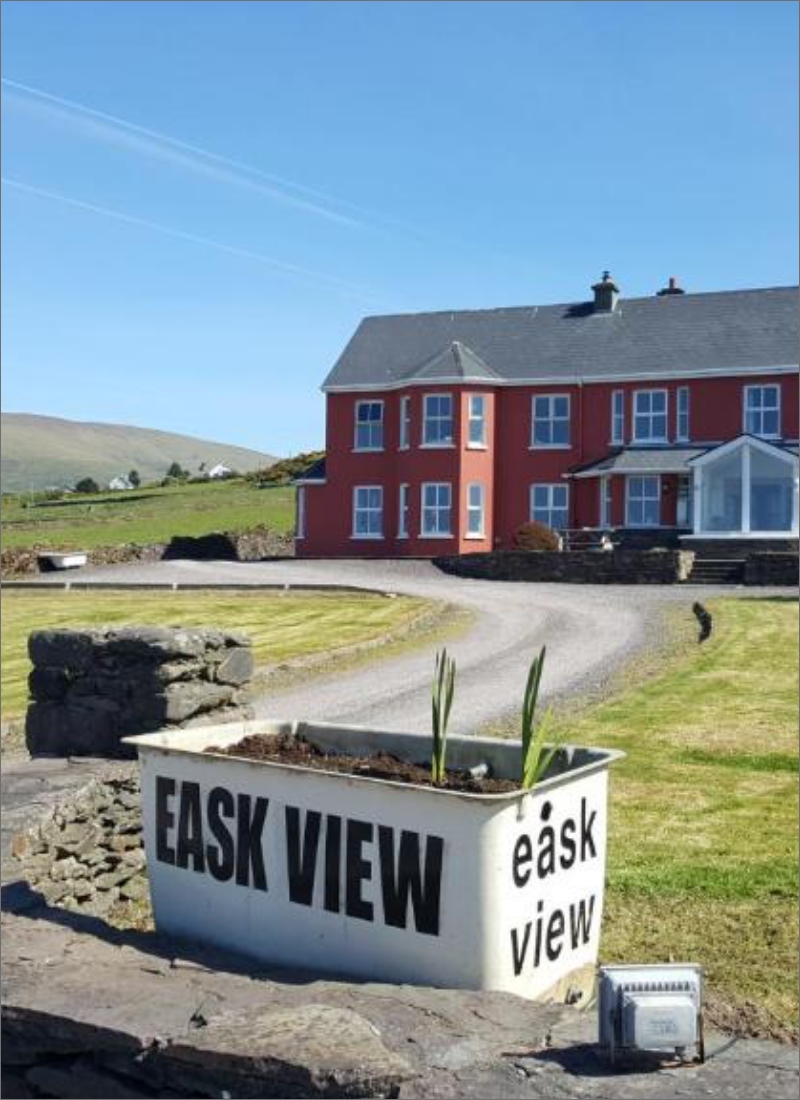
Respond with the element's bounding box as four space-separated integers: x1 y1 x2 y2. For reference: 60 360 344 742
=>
14 558 792 737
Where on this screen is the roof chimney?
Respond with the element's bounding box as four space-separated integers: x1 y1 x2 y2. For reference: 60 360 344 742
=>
591 270 619 313
656 276 685 297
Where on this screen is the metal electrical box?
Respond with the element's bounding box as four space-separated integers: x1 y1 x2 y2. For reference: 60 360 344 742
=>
599 964 704 1063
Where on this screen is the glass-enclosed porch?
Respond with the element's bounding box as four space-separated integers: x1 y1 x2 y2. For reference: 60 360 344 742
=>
689 436 799 537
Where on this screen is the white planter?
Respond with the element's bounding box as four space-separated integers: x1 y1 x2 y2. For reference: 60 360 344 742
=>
125 721 623 1001
38 551 88 570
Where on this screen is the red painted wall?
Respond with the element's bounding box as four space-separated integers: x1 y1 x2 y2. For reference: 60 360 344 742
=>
297 372 798 556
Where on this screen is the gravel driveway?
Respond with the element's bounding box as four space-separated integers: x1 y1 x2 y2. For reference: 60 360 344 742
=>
16 557 772 736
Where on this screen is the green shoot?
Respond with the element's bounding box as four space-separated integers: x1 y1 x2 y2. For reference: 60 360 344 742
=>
521 646 562 789
431 648 456 784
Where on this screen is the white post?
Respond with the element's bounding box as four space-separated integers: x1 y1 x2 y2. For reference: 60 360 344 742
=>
741 445 751 534
693 466 703 535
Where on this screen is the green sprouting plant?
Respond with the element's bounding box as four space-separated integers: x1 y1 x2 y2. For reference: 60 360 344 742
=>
521 646 562 789
431 648 456 784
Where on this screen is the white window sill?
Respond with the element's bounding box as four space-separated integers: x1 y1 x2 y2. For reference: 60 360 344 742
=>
397 533 409 540
352 447 385 454
464 533 485 540
631 439 669 446
420 442 456 450
467 442 488 450
398 445 410 452
350 534 384 540
418 532 454 539
529 444 572 451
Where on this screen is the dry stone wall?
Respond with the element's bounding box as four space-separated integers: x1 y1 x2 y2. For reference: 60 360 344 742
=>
26 625 254 758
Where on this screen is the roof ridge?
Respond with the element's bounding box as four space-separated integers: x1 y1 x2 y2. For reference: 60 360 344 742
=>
362 285 798 324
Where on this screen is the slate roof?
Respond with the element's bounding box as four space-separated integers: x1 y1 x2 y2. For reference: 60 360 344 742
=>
295 457 326 482
570 447 705 477
322 286 799 391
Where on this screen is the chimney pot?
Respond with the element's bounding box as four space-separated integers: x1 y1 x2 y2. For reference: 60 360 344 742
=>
657 276 685 296
592 270 620 312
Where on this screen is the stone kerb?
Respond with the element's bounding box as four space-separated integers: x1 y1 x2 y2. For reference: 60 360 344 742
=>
25 625 254 758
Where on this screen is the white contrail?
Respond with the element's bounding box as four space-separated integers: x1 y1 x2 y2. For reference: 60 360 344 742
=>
2 176 389 304
1 76 393 231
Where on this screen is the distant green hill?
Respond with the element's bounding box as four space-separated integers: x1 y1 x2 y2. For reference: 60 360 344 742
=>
1 413 277 492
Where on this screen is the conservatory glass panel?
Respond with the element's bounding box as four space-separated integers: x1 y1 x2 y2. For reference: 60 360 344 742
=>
700 450 742 532
749 448 794 532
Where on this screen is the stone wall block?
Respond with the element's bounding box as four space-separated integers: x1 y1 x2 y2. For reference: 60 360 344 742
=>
213 647 255 686
28 630 101 672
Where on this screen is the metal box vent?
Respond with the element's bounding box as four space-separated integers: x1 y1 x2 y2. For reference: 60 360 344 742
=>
598 964 704 1064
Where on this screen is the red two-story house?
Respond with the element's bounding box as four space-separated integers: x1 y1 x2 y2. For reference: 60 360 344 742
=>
296 275 799 557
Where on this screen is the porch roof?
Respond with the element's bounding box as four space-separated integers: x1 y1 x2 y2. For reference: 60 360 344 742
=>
570 447 705 478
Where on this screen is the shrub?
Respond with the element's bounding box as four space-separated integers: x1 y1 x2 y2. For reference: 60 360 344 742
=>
513 521 560 552
74 477 100 494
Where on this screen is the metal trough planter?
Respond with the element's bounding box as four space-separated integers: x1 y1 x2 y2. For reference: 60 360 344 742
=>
125 720 623 1001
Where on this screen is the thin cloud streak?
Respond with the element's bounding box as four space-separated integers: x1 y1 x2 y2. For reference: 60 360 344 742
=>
2 176 391 305
1 76 393 231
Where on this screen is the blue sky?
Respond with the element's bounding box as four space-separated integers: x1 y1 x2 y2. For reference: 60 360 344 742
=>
2 0 797 456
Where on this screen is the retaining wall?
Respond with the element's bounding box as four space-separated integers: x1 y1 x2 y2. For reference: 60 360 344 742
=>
434 549 694 584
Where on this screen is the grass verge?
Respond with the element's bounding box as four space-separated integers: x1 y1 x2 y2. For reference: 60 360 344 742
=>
0 588 442 726
557 597 798 1041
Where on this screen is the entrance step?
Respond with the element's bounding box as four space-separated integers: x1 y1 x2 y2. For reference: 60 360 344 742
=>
685 558 746 584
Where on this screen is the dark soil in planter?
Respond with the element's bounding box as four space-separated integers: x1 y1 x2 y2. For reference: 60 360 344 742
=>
205 732 520 794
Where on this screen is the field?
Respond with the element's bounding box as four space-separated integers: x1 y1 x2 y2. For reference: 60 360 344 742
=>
1 589 432 722
2 479 295 550
551 597 799 1039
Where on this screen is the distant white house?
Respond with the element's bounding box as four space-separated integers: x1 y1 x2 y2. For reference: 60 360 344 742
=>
207 463 233 479
108 475 134 491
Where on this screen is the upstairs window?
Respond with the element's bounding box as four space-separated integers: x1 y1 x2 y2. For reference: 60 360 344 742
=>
468 395 487 447
677 387 690 442
532 394 570 448
744 385 781 439
633 390 668 443
611 390 625 444
352 486 383 538
399 396 411 450
354 401 384 450
423 394 454 446
421 483 452 536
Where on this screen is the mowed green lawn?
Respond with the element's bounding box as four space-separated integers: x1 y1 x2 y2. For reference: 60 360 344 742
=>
554 598 798 1038
1 589 430 721
2 479 294 549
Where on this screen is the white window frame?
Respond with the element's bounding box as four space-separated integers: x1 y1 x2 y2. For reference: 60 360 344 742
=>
599 476 612 528
398 483 410 539
353 400 385 452
529 483 569 530
422 393 455 448
296 486 306 539
743 384 781 440
467 395 487 448
466 483 485 538
351 485 384 539
611 390 625 445
531 393 571 449
633 389 669 443
625 475 661 527
420 482 453 537
399 396 411 450
676 386 690 442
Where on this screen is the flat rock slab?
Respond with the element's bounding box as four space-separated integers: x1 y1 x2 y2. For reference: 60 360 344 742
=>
2 908 797 1099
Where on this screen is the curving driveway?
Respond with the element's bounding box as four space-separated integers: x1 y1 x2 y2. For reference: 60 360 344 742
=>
15 557 749 736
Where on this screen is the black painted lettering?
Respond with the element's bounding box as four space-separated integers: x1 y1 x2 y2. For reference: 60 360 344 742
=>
324 814 342 913
236 794 269 891
580 799 597 861
537 825 556 879
559 818 576 869
155 776 176 865
533 898 545 968
378 826 443 936
206 786 235 881
546 909 565 961
286 806 321 906
569 895 596 947
511 922 531 976
176 781 205 873
512 834 533 887
346 819 374 922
